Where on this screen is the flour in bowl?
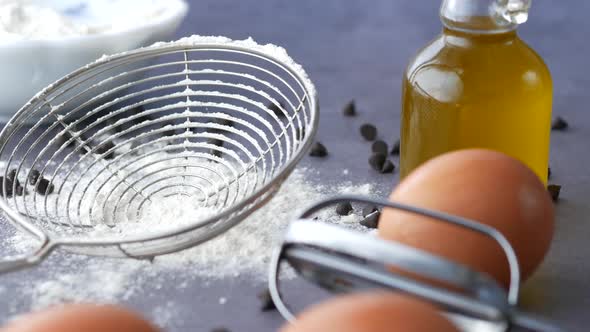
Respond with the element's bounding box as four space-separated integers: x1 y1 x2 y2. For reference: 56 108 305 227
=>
0 0 172 41
0 1 85 39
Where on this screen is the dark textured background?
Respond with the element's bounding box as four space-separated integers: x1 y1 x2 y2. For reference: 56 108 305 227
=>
1 1 589 331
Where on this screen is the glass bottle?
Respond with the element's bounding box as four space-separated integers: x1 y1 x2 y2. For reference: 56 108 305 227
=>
400 0 552 183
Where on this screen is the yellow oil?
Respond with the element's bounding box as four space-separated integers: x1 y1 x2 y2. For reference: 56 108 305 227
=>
400 26 552 183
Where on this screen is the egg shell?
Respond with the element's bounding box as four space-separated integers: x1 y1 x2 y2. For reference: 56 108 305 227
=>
280 292 460 332
379 149 554 287
1 304 159 332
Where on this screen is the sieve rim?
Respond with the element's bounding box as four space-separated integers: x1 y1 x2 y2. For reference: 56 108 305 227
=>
0 40 319 253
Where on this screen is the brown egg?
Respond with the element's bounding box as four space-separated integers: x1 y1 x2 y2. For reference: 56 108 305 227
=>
379 149 554 287
280 292 460 332
1 304 159 332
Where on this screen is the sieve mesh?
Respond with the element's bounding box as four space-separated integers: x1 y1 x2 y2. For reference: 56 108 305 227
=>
0 39 318 258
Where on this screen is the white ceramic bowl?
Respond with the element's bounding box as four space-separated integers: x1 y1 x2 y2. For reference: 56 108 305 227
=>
0 0 188 121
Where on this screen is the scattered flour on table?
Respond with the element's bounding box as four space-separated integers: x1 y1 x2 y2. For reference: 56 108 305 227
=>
151 301 180 329
3 167 382 323
28 259 145 311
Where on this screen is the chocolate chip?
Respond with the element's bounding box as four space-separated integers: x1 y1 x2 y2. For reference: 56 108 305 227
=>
371 140 388 155
268 102 286 118
35 178 54 195
0 177 12 197
390 139 400 155
219 118 234 127
360 124 377 141
210 149 222 159
134 114 152 124
381 160 396 174
7 169 16 182
336 201 353 216
211 328 231 332
95 141 116 160
362 205 379 218
15 185 24 196
162 128 177 137
551 117 569 131
369 153 386 172
5 170 23 196
309 142 328 157
547 184 561 202
257 289 276 312
207 138 224 147
342 100 356 117
108 117 126 134
296 127 306 140
360 211 380 229
163 130 177 137
57 131 77 149
28 169 41 185
207 118 234 135
211 118 234 132
131 106 151 125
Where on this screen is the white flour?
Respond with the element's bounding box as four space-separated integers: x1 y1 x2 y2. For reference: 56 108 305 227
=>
152 35 317 99
0 1 83 39
91 34 317 103
28 259 143 310
151 301 180 328
4 167 382 326
0 0 169 41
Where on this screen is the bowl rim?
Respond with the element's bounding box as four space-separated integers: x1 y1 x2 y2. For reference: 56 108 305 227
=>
0 0 189 47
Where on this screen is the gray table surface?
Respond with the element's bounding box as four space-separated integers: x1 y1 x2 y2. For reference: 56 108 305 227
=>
1 0 589 331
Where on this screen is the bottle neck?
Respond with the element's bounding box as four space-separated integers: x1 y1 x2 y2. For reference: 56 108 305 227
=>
440 0 531 35
443 26 518 48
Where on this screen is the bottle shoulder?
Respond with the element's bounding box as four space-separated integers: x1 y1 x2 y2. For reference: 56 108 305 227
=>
405 33 551 81
516 38 552 79
405 33 552 95
403 32 552 105
405 35 446 78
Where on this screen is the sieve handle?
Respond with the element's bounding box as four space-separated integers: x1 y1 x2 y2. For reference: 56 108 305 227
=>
0 256 39 274
0 242 54 274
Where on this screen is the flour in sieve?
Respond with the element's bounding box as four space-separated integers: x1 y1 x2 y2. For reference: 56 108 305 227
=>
93 35 317 103
152 169 378 277
88 195 217 238
152 35 317 99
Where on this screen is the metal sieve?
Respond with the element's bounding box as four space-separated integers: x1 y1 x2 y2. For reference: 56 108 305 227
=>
270 195 564 332
0 38 318 273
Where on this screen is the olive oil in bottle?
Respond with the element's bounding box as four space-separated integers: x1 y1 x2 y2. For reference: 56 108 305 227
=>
400 0 552 183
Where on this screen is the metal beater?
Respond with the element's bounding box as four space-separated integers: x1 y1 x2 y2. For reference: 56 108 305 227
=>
269 195 564 332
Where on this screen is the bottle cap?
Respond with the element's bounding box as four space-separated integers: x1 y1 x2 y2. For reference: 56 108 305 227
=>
492 0 532 25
